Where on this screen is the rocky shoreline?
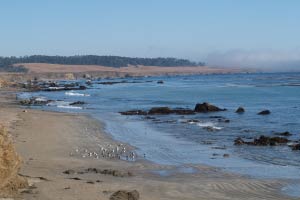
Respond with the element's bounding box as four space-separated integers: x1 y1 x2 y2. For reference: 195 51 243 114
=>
1 75 299 199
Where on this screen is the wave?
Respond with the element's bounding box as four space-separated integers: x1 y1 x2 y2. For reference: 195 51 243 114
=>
34 97 47 101
46 100 82 109
57 105 83 109
219 83 254 88
196 122 223 130
65 91 90 97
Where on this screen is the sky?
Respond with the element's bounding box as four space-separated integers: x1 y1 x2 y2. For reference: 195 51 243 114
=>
1 0 300 70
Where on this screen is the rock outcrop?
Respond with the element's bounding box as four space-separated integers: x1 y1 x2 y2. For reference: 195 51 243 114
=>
120 103 226 116
194 102 226 113
234 135 289 146
148 107 173 115
20 97 53 106
119 110 148 115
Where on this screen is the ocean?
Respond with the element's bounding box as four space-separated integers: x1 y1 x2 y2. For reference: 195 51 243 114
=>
18 72 300 181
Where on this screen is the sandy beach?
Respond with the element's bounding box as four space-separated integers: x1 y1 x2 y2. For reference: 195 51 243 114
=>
0 87 296 200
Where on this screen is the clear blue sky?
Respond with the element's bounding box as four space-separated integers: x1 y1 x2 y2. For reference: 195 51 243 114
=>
1 0 300 68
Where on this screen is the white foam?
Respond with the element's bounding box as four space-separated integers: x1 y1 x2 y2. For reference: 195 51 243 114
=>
35 97 47 101
57 105 83 109
197 122 223 130
65 91 90 97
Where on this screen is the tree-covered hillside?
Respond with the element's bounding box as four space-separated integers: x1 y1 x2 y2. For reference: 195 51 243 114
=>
0 55 205 72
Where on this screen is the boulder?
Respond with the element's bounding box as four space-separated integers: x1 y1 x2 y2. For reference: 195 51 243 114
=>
235 107 245 113
258 110 271 115
157 80 164 84
194 102 226 113
110 190 139 200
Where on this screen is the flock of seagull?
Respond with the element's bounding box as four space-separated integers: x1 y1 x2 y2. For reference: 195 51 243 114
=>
70 143 137 161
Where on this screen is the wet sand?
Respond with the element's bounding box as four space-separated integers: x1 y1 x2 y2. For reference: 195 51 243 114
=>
0 90 296 200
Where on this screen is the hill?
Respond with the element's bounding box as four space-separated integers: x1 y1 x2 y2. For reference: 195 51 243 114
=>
0 55 205 72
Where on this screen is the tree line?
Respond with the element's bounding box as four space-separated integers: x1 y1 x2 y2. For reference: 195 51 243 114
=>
0 55 205 72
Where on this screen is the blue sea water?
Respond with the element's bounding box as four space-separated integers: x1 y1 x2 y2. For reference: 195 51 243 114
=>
18 73 300 181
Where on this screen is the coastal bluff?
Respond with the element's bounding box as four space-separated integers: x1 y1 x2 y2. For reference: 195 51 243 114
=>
0 125 27 197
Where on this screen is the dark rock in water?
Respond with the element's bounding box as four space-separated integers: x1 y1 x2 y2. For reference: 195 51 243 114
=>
86 80 92 85
172 108 195 115
148 107 195 115
148 107 173 115
119 110 147 115
43 85 87 92
69 101 85 106
209 116 224 119
275 131 292 136
79 85 87 90
157 80 164 84
223 154 230 158
20 97 53 106
110 190 139 200
218 118 230 123
203 126 218 132
291 144 300 150
186 119 200 123
144 116 156 120
235 107 245 113
258 110 271 115
234 135 289 146
194 102 226 113
234 137 245 145
120 105 213 116
64 82 79 88
49 82 59 87
98 81 127 85
254 136 289 146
